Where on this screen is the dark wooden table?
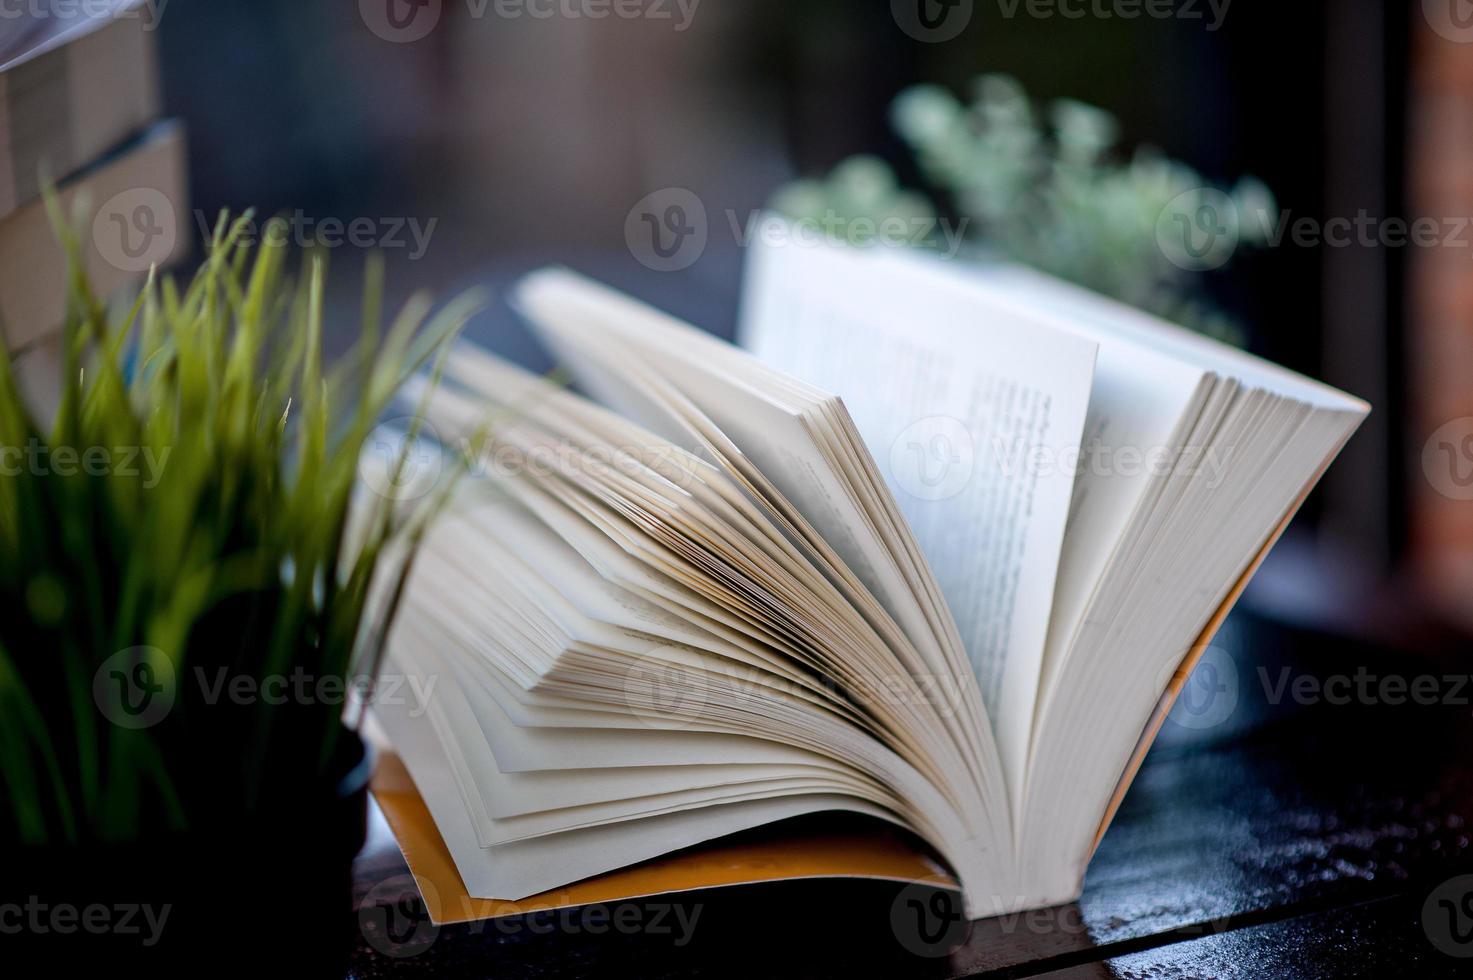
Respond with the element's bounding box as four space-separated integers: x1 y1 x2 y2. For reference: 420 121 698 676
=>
346 592 1473 979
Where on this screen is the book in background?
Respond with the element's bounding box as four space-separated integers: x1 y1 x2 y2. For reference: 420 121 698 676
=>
0 1 188 357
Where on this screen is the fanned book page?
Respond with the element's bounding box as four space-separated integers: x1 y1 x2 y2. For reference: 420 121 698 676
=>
737 241 1097 804
370 227 1368 919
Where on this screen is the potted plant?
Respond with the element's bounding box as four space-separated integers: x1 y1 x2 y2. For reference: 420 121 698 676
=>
0 206 479 968
770 74 1277 347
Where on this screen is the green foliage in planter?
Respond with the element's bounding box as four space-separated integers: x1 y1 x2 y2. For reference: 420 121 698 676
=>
773 74 1277 346
769 155 939 247
0 206 480 845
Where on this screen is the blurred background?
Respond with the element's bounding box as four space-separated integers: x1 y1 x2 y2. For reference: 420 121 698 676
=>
149 0 1467 639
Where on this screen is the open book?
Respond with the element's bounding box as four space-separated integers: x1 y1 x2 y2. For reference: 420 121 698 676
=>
372 232 1368 919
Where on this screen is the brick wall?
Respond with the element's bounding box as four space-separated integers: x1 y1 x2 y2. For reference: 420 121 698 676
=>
1409 10 1473 627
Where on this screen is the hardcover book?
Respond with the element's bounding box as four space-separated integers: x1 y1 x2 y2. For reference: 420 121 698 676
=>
0 0 160 220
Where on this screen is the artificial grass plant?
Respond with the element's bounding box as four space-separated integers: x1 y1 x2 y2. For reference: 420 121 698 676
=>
0 206 481 846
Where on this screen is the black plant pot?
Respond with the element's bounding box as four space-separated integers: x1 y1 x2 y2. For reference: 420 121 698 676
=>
5 731 373 973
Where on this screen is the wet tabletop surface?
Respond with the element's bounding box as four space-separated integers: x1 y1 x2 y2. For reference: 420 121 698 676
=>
348 604 1473 979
